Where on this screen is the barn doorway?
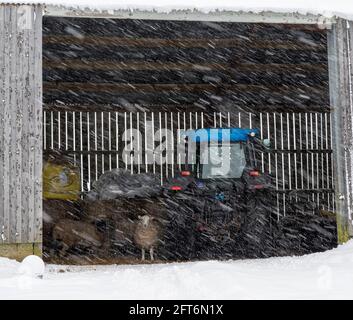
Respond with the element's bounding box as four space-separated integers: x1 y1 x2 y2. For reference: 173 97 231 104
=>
42 17 337 264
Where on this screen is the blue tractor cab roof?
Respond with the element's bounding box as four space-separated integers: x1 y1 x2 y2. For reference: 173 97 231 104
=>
188 128 260 143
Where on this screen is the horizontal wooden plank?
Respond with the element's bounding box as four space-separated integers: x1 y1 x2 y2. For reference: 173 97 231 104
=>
43 35 326 50
44 92 329 107
44 81 327 95
43 103 331 113
43 44 329 65
43 70 328 88
43 59 327 73
43 17 328 38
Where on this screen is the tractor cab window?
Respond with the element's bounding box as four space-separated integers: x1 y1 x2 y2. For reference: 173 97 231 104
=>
200 143 246 179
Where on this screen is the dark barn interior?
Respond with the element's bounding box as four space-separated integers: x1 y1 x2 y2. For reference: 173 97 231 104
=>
42 17 337 264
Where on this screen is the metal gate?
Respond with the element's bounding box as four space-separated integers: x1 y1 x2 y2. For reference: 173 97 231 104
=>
43 108 335 216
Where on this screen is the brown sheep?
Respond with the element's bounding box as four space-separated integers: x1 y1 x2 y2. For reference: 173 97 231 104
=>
52 219 105 256
134 215 161 261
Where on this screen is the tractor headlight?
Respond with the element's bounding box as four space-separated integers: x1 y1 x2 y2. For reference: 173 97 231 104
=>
262 138 271 148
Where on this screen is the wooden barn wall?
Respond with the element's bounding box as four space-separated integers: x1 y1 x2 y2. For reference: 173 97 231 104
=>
43 18 329 111
0 4 43 245
328 18 353 241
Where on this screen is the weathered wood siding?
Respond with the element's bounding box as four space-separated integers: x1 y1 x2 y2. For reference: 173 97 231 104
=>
0 4 42 244
328 18 353 241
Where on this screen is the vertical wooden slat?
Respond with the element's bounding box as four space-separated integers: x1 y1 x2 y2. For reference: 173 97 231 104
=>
0 6 5 242
177 112 181 171
108 111 112 171
43 111 46 149
137 112 141 174
280 113 286 215
325 112 330 209
273 113 280 220
87 112 91 190
305 113 310 189
94 111 98 180
144 112 148 173
260 113 264 172
299 113 304 190
315 112 320 207
28 5 37 242
266 113 271 174
10 6 20 243
330 112 334 211
292 113 297 203
72 111 76 165
57 111 61 149
1 6 11 243
116 111 119 169
159 112 163 182
129 112 133 174
27 5 35 242
310 113 314 191
328 19 353 240
20 9 30 244
32 3 42 239
50 111 54 149
65 111 68 150
152 112 156 174
79 111 84 192
320 113 324 208
287 113 291 191
170 112 174 177
101 111 105 174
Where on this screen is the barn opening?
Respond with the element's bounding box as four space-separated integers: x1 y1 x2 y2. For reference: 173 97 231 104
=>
42 17 338 264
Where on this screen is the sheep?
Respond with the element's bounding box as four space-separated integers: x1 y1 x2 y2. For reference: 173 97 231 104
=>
52 219 105 256
134 215 161 261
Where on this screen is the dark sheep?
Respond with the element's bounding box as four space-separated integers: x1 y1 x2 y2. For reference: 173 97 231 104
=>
52 219 105 256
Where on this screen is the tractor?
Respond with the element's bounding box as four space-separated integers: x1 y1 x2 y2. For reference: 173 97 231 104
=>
161 127 277 260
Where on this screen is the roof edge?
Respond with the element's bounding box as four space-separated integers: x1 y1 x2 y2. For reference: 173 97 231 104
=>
43 5 335 27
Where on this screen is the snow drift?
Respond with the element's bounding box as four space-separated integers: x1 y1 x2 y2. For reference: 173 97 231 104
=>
1 240 353 299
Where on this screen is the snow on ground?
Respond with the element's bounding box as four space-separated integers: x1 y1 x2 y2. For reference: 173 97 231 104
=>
4 0 353 20
1 241 353 299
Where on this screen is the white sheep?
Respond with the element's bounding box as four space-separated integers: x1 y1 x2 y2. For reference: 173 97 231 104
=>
134 215 160 261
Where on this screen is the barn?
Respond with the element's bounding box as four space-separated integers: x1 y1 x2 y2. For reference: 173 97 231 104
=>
0 1 352 261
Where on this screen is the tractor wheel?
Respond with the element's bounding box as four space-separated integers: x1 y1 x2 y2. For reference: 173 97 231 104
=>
275 209 338 256
242 191 275 258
